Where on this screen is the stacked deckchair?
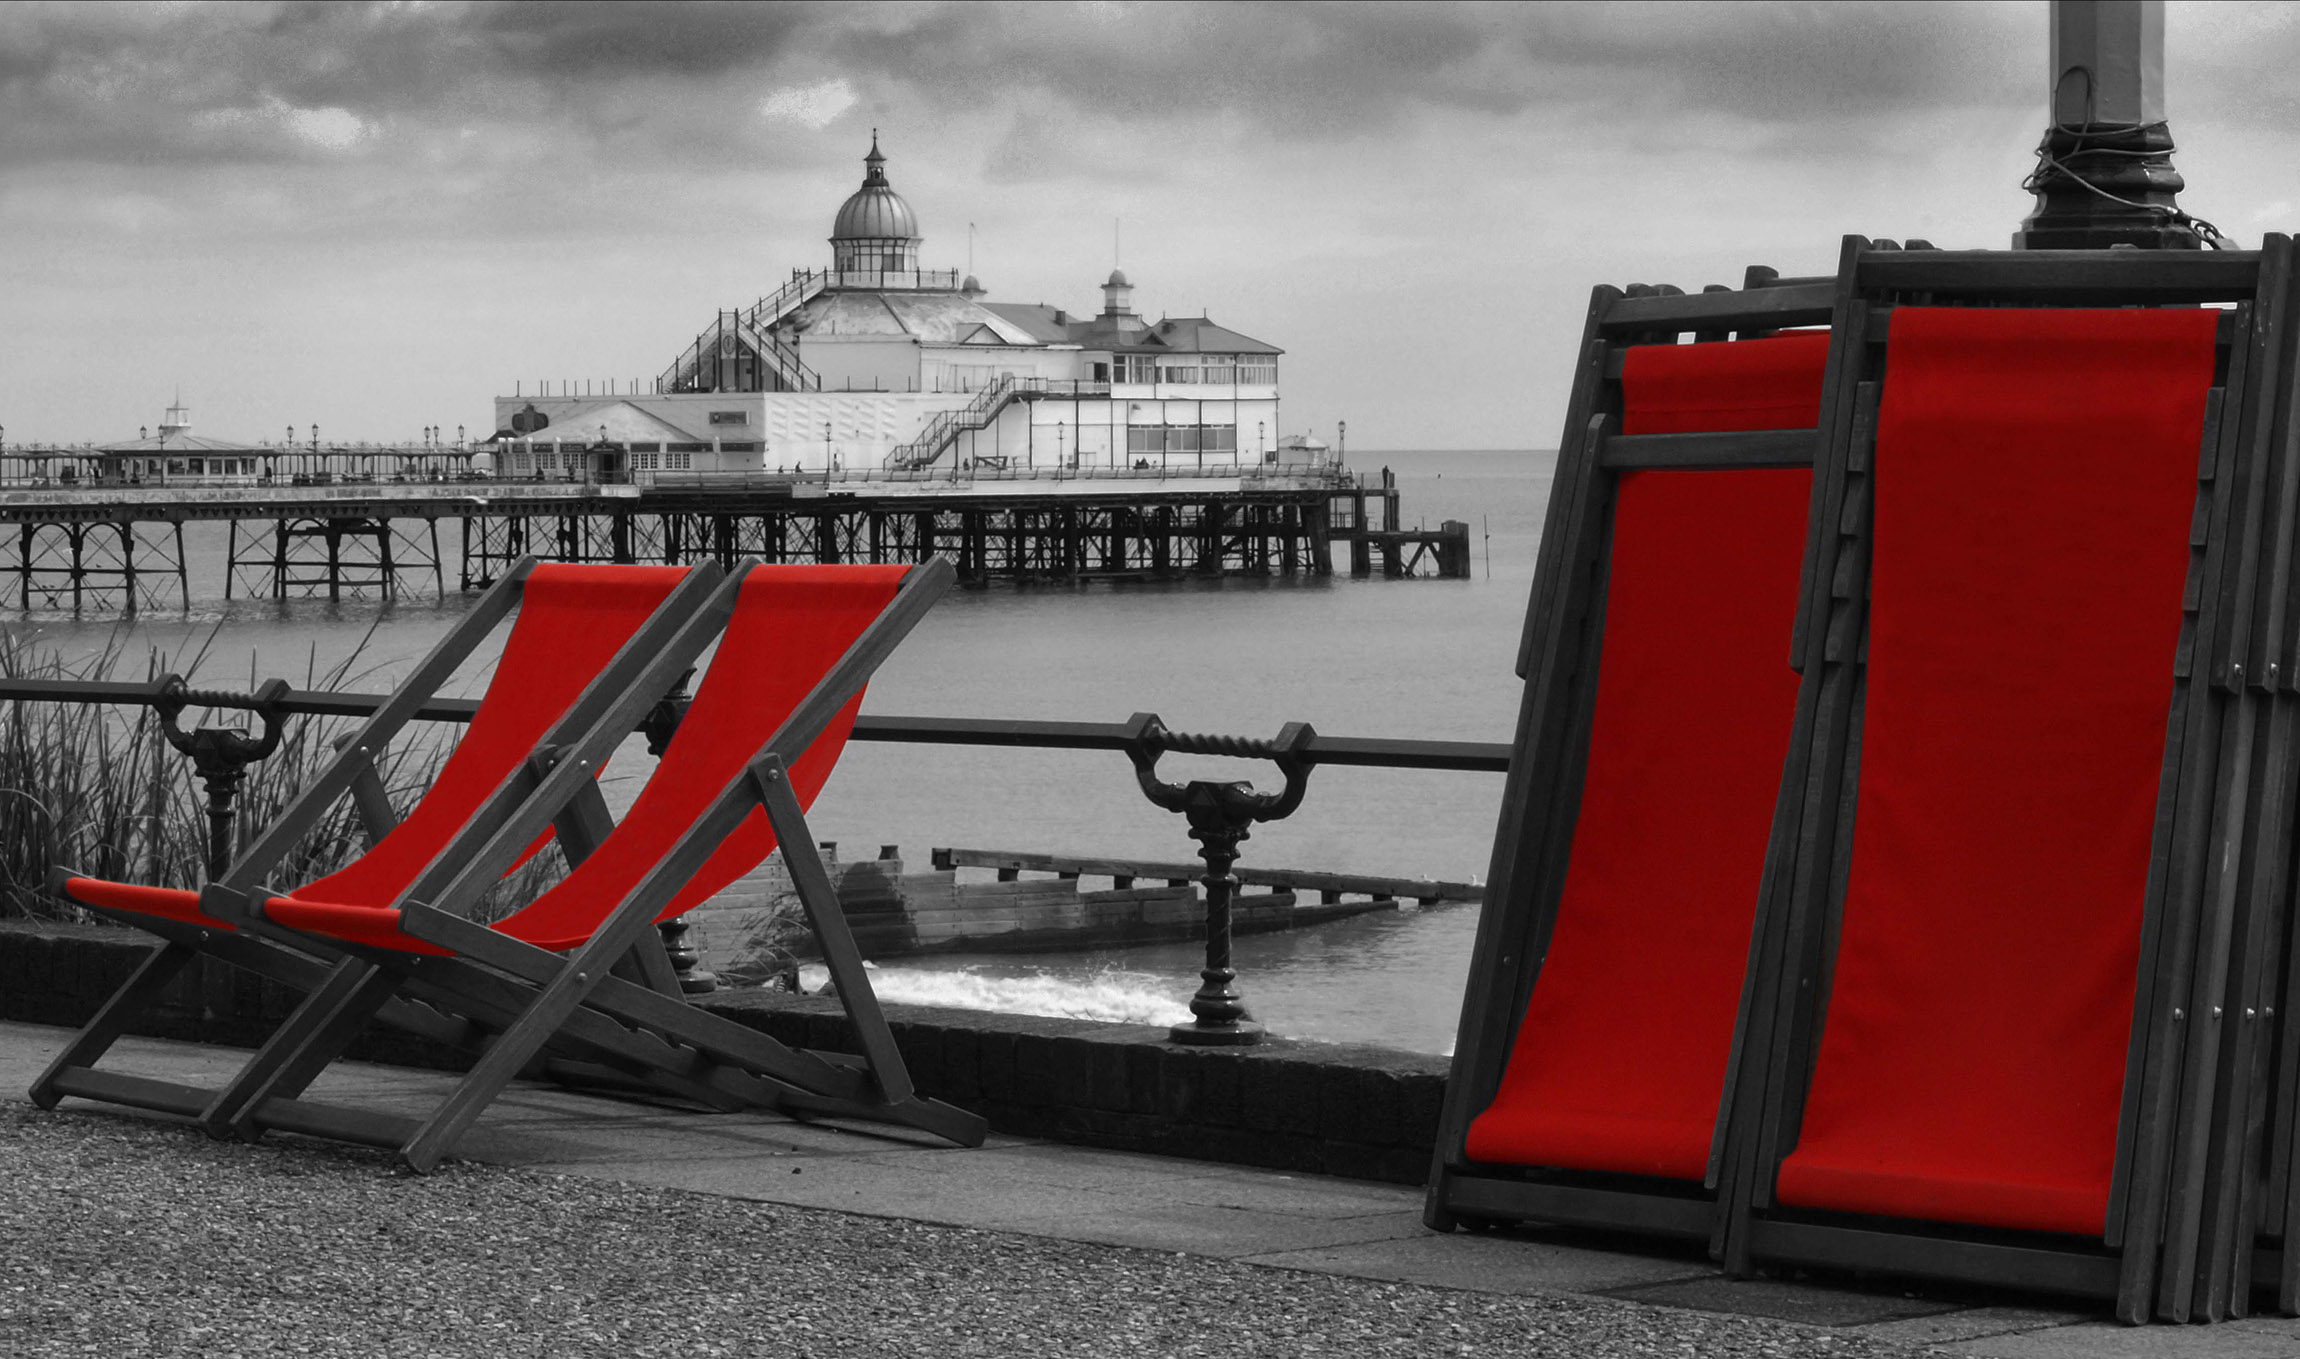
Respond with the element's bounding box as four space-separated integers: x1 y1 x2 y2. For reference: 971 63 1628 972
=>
1431 237 2300 1324
1427 274 1837 1242
35 555 984 1168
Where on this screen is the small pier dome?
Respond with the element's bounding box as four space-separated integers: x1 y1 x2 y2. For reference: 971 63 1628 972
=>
831 133 920 272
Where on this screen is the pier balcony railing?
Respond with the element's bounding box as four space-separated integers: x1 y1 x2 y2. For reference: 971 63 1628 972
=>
883 378 1117 472
0 672 1505 1044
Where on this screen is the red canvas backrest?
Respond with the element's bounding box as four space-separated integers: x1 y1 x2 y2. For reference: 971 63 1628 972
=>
296 565 691 907
497 564 908 952
1464 333 1824 1179
1773 307 2219 1236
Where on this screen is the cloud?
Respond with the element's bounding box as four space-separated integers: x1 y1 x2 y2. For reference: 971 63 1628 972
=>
760 77 858 130
198 94 370 153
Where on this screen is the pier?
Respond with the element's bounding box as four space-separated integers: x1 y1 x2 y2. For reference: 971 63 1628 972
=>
0 448 1466 607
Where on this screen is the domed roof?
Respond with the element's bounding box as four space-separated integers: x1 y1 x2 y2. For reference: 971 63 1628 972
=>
832 133 919 242
1105 269 1130 287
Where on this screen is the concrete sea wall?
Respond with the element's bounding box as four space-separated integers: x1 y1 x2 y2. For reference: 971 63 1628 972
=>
0 920 1449 1185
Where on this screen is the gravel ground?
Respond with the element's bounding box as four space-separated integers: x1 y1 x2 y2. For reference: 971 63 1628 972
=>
0 1106 1933 1358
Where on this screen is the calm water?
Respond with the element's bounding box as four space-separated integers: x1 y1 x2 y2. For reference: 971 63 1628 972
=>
10 449 1554 1054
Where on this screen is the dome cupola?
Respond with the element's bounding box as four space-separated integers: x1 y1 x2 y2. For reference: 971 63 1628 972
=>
830 132 920 273
1100 268 1137 321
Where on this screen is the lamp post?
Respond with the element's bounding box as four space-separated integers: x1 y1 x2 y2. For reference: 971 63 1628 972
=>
2016 0 2212 249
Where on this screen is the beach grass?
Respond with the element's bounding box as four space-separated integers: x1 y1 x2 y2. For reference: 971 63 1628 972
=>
0 626 458 921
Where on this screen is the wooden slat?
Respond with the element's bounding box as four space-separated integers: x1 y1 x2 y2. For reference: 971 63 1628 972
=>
1600 282 1838 336
1441 1175 1715 1239
1859 249 2262 303
1599 429 1815 471
1745 1219 2123 1300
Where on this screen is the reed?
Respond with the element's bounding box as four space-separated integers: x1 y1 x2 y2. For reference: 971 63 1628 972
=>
0 626 462 921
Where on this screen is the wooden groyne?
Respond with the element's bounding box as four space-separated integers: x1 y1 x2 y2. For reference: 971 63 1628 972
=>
685 845 1481 986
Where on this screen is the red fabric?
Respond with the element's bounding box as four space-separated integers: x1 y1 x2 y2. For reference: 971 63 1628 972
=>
267 565 908 955
59 878 206 926
1464 334 1824 1178
1774 307 2219 1236
1618 331 1831 435
60 564 688 933
296 565 687 908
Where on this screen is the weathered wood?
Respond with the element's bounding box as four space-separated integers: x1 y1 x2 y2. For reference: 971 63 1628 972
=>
935 847 1479 903
1600 429 1815 471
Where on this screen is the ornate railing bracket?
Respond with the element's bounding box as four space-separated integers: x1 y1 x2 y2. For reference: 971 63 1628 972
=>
1125 711 1317 1046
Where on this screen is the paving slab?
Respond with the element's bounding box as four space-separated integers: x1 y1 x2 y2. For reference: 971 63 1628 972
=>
1945 1316 2300 1358
982 1200 1430 1258
1241 1230 1717 1294
1600 1273 1967 1328
1853 1304 2094 1348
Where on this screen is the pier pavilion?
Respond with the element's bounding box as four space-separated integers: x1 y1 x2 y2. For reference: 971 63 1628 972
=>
490 136 1295 480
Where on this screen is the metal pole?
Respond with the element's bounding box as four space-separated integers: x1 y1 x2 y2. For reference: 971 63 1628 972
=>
2015 0 2214 249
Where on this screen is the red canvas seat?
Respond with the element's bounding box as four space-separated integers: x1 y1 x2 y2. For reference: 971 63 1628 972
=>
1773 307 2220 1236
1465 332 1823 1179
265 566 900 955
53 565 691 930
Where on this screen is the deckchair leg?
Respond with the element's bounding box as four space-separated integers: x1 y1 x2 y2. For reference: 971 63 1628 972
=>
762 766 984 1146
396 957 623 1173
201 957 399 1140
29 940 201 1110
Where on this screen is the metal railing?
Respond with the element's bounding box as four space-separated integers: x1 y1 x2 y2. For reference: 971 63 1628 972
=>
884 378 1123 472
0 673 1507 1043
657 272 830 395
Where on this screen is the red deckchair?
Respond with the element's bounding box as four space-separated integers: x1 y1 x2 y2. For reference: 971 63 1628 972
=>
204 559 982 1167
1425 275 1838 1241
31 559 724 1126
1772 308 2217 1234
1464 336 1819 1182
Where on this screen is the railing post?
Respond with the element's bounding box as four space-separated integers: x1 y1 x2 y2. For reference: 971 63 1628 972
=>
1126 713 1317 1046
155 677 289 881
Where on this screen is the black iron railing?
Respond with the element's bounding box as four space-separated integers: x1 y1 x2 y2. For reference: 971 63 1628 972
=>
0 675 1508 1044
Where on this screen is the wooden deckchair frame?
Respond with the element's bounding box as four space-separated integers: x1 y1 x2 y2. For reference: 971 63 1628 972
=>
30 557 731 1126
2202 251 2300 1321
1720 237 2293 1324
206 556 984 1169
1425 272 1840 1242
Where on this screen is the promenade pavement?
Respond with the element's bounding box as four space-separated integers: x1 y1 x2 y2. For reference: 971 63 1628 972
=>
5 1019 2299 1356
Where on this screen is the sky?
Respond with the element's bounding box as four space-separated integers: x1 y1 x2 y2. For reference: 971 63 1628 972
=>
4 0 2300 452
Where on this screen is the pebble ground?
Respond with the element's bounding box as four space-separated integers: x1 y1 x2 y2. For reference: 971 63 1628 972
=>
0 1106 1935 1358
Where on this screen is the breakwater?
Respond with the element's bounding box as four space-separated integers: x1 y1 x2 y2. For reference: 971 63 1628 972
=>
0 920 1448 1183
686 843 1480 985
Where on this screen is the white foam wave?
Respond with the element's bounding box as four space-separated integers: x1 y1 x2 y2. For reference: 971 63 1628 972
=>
806 964 1192 1027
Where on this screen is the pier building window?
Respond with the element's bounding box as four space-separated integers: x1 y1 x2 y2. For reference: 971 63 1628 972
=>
1237 359 1277 384
1118 356 1160 384
1126 425 1241 455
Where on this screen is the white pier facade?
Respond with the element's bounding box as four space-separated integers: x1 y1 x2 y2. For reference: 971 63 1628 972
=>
490 137 1298 483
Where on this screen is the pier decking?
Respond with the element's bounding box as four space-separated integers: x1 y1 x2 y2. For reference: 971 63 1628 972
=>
0 456 1468 606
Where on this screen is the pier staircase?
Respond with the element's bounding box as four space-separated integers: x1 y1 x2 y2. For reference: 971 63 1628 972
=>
885 376 1021 471
657 271 827 394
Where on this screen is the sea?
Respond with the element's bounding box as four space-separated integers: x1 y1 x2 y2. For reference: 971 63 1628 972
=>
7 448 1555 1055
